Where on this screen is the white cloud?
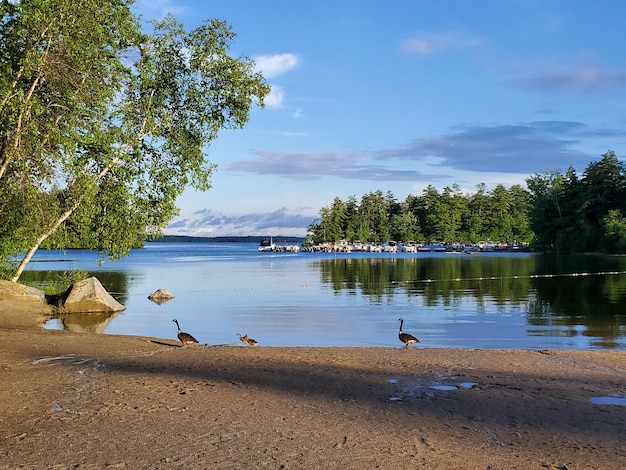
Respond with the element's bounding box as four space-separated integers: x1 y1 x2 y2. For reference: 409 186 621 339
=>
253 53 299 78
265 85 285 108
401 31 481 56
517 66 626 91
251 54 299 109
166 208 312 237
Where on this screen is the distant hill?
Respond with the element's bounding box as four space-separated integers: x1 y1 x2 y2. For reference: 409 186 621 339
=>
151 235 305 243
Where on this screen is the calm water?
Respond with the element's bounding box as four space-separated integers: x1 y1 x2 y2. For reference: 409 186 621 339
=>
20 242 626 349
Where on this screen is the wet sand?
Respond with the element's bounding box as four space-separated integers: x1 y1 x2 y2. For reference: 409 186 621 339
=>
1 300 625 469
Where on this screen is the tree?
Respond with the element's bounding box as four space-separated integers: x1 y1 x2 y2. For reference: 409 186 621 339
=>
603 209 626 253
327 197 347 242
358 191 388 242
416 185 440 240
465 183 487 242
390 200 420 241
578 151 626 251
343 195 359 241
527 151 626 253
0 1 270 281
508 184 533 243
486 184 513 241
526 170 569 251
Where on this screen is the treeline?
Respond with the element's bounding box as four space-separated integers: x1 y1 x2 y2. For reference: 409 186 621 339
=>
306 151 626 253
306 184 532 246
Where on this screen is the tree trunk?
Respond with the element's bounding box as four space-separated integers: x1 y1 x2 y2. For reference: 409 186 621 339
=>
10 152 126 281
11 201 80 282
9 90 151 281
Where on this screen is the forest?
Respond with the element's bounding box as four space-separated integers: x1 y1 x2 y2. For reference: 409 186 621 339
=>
305 151 626 254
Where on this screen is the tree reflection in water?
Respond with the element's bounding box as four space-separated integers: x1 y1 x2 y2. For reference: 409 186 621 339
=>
314 254 626 345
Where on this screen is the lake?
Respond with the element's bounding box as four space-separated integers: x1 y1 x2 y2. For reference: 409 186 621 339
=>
20 242 626 349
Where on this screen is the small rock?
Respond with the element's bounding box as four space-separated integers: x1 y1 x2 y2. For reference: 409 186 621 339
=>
148 288 175 304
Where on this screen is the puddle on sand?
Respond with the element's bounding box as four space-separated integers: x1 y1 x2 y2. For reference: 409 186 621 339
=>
590 395 626 406
32 356 75 365
388 375 480 402
430 382 477 391
460 382 477 389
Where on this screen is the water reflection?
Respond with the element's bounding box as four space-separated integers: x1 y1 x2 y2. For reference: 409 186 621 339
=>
18 246 626 348
529 255 626 347
314 254 626 345
148 297 173 305
51 311 122 334
315 255 535 305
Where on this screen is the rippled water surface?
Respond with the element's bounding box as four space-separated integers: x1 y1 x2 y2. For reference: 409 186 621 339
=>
20 242 626 349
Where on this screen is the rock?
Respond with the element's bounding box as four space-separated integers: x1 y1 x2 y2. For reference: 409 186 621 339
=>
0 280 46 304
148 288 175 305
63 277 126 313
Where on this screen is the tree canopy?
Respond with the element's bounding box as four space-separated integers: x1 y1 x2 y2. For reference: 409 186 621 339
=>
306 184 533 246
526 151 626 253
0 0 270 281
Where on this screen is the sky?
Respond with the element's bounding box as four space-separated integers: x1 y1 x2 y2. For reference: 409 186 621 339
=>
131 0 626 238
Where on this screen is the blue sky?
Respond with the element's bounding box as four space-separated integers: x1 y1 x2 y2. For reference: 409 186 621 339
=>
132 0 626 237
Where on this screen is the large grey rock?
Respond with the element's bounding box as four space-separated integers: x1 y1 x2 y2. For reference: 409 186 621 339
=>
0 280 46 303
63 277 126 313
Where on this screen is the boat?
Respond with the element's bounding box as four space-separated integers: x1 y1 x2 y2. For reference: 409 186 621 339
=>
384 241 398 253
399 241 417 253
258 236 276 252
417 243 447 252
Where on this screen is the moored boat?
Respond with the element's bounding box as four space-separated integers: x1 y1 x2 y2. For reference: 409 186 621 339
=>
418 243 447 252
258 237 276 252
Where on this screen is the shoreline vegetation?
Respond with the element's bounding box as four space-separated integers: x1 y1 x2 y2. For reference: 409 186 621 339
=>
1 299 625 468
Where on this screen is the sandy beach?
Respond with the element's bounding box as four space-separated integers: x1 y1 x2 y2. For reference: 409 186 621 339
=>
1 299 625 469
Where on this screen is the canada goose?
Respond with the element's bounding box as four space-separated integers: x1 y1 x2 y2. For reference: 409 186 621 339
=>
172 319 199 345
398 317 419 348
237 332 258 346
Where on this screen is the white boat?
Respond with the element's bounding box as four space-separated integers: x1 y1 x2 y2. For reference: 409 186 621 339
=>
384 241 398 252
400 241 418 253
258 237 276 252
418 243 447 252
